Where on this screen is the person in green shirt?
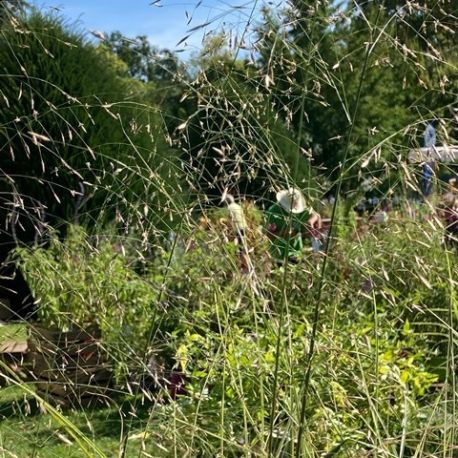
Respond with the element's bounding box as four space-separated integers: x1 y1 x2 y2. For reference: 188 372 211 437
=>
266 188 322 262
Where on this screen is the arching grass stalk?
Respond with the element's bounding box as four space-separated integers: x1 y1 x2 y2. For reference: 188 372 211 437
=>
267 100 308 458
119 208 189 458
444 247 456 456
0 360 106 458
294 6 386 455
188 286 233 452
267 11 328 453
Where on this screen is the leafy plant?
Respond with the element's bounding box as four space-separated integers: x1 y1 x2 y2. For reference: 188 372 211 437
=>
15 225 160 377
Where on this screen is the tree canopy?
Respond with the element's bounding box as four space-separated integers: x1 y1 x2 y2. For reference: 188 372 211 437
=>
0 12 180 246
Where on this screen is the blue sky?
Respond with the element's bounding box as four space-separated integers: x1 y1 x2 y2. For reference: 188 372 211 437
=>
29 0 270 57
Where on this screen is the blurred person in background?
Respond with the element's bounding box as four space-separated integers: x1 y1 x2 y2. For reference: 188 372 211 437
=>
266 188 322 263
221 191 251 273
439 192 458 248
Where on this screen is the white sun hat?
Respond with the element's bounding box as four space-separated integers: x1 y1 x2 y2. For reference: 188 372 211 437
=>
276 188 306 214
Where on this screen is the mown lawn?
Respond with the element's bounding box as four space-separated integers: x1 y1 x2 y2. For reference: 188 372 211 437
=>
0 385 171 457
0 324 166 458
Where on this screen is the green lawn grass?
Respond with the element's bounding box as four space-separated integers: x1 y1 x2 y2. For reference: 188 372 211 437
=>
0 325 168 457
0 323 27 344
0 385 170 457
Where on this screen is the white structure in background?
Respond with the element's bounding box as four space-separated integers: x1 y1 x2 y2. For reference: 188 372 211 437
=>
408 145 458 163
408 124 458 163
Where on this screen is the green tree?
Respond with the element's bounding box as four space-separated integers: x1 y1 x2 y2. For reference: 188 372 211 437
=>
183 37 316 201
256 2 347 175
336 0 457 190
0 12 180 248
256 0 457 191
102 31 190 131
103 31 181 83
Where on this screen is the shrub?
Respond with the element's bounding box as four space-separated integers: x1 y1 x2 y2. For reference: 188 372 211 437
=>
0 11 181 245
15 225 160 378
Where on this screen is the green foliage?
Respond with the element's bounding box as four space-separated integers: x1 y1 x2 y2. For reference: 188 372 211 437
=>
146 208 457 455
15 225 159 376
255 0 457 191
0 12 181 242
1 1 458 456
101 31 191 132
183 56 316 200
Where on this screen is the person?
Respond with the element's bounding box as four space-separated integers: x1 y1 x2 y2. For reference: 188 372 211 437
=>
266 188 322 263
221 192 251 273
421 162 435 198
221 192 248 244
443 177 458 202
354 199 367 217
439 193 458 248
